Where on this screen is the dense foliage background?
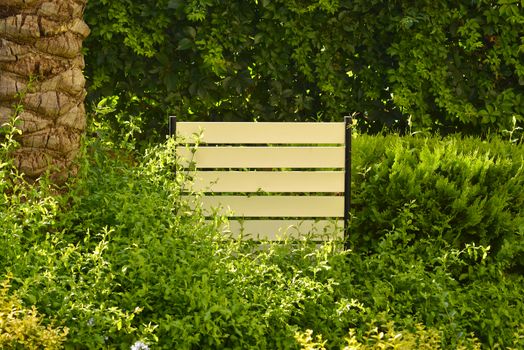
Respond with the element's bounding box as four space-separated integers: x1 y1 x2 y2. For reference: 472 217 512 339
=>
85 0 523 140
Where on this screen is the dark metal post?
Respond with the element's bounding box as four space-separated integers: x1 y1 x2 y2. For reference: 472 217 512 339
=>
344 115 352 250
169 115 177 137
169 116 177 181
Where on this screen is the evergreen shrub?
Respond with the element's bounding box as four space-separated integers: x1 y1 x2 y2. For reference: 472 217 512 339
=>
350 134 524 271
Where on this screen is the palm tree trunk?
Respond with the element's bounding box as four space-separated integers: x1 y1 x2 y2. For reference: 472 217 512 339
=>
0 0 89 181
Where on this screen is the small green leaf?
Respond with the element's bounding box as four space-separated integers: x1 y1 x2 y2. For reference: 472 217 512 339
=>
177 38 193 51
167 0 183 9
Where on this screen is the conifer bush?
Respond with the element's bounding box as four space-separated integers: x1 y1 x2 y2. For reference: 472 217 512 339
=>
350 134 524 270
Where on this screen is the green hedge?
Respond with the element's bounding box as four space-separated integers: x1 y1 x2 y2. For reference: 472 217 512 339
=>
84 0 524 141
350 134 524 270
1 131 524 348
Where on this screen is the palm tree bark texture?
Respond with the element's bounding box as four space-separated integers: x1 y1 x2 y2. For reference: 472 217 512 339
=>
0 0 89 181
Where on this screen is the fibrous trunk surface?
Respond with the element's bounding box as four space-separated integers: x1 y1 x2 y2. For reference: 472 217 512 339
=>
0 0 89 180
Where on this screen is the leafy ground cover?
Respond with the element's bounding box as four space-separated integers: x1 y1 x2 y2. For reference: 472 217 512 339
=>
1 127 523 349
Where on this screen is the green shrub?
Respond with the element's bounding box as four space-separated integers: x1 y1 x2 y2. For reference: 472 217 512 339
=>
55 138 349 348
296 322 483 350
0 276 67 349
2 129 524 349
341 226 524 348
1 129 158 348
350 134 524 270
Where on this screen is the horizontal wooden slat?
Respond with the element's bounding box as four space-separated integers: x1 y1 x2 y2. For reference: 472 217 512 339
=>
191 171 344 192
219 220 344 240
184 195 344 217
177 146 344 168
177 122 345 144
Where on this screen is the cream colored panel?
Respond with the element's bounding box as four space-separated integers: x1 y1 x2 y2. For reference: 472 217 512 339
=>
192 171 344 192
177 146 345 168
184 195 344 217
177 122 345 144
217 219 344 240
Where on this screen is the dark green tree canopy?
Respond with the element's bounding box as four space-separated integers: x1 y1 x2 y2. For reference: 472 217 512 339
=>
84 0 523 138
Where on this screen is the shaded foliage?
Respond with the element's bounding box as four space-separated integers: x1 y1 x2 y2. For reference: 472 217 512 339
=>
84 0 523 141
